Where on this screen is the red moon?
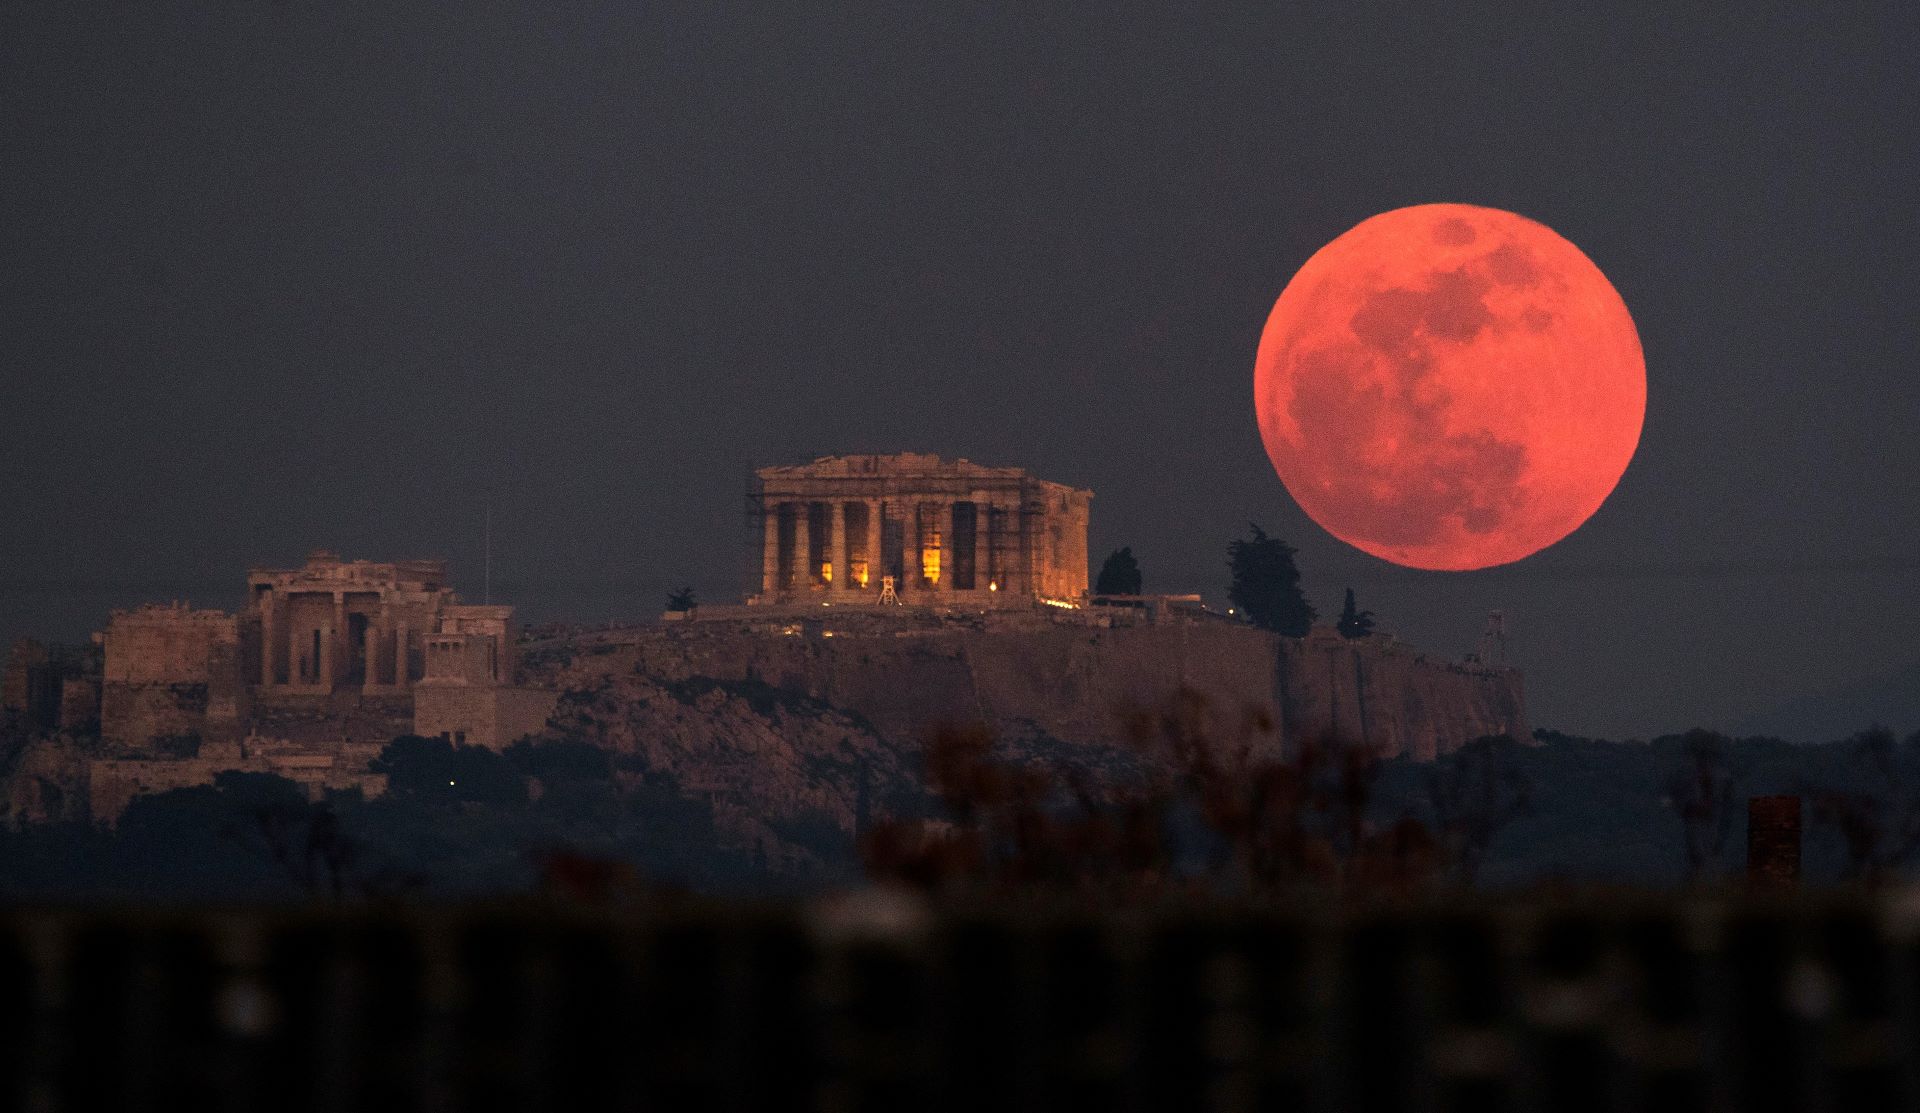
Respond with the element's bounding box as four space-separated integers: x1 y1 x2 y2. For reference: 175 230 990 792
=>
1253 204 1644 571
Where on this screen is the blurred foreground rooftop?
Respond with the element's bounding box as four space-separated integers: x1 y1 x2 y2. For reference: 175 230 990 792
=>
6 891 1920 1111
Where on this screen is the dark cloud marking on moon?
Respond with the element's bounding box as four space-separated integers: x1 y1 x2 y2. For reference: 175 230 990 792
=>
1432 217 1477 246
1284 228 1544 551
1348 268 1494 355
1486 242 1541 286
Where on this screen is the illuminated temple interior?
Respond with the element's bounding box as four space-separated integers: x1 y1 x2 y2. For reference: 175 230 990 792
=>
748 454 1091 605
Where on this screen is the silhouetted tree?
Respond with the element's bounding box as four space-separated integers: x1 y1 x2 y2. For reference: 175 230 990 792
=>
666 587 698 613
1426 735 1530 883
1809 727 1920 884
1336 588 1376 639
1227 524 1315 636
1665 728 1739 881
114 772 392 901
504 737 613 782
863 688 1442 898
1094 547 1143 595
372 734 526 805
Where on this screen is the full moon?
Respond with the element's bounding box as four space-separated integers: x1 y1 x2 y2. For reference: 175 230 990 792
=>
1253 203 1644 571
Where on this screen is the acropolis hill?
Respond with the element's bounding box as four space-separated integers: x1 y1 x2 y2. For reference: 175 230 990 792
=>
2 454 1526 852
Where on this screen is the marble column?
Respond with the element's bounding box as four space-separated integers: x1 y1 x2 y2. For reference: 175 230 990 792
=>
363 623 382 693
972 498 989 594
394 624 409 687
1017 501 1034 597
331 593 347 690
259 589 277 686
865 500 882 591
829 501 846 589
903 503 921 591
937 503 956 592
792 502 812 589
319 623 336 690
761 504 780 596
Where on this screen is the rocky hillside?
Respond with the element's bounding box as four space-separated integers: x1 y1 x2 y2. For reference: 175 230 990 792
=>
530 673 911 871
520 616 1526 866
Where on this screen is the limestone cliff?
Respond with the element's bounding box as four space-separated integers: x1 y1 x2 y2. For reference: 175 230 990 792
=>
532 618 1525 760
531 675 920 871
520 617 1526 863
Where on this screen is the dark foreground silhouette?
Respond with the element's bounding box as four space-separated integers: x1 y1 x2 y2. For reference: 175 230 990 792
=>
2 893 1915 1111
4 711 1920 900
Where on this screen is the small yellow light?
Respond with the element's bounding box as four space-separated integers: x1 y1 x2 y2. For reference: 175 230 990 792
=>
988 581 998 592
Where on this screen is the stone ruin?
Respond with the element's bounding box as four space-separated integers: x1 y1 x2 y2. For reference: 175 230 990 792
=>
3 455 1530 831
748 453 1093 605
33 551 559 821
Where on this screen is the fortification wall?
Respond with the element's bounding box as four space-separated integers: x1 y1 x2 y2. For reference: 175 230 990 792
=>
100 606 249 749
2 640 51 718
413 685 559 749
1 736 92 826
102 606 239 684
88 756 388 824
1279 629 1529 759
58 677 101 735
554 620 1524 759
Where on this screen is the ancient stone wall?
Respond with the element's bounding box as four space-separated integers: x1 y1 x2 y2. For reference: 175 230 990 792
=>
3 639 100 736
58 677 101 735
413 685 558 750
1031 488 1093 601
100 605 249 750
88 755 387 825
2 639 51 723
0 736 93 826
544 619 1525 760
247 692 414 748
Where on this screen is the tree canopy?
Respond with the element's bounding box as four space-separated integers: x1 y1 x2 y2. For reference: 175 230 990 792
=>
1094 547 1143 595
1336 588 1376 639
1227 525 1315 636
371 735 526 805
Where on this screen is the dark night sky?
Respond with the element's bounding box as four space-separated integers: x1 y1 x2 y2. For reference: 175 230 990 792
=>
3 4 1916 741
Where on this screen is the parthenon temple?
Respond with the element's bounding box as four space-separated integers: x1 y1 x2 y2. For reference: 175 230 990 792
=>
748 454 1092 605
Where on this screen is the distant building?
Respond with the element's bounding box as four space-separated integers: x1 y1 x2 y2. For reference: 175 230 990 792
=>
249 551 513 694
412 616 556 752
86 551 557 817
748 454 1092 605
1 638 99 736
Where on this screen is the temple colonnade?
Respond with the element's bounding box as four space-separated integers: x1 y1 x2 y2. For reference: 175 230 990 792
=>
759 498 1014 597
